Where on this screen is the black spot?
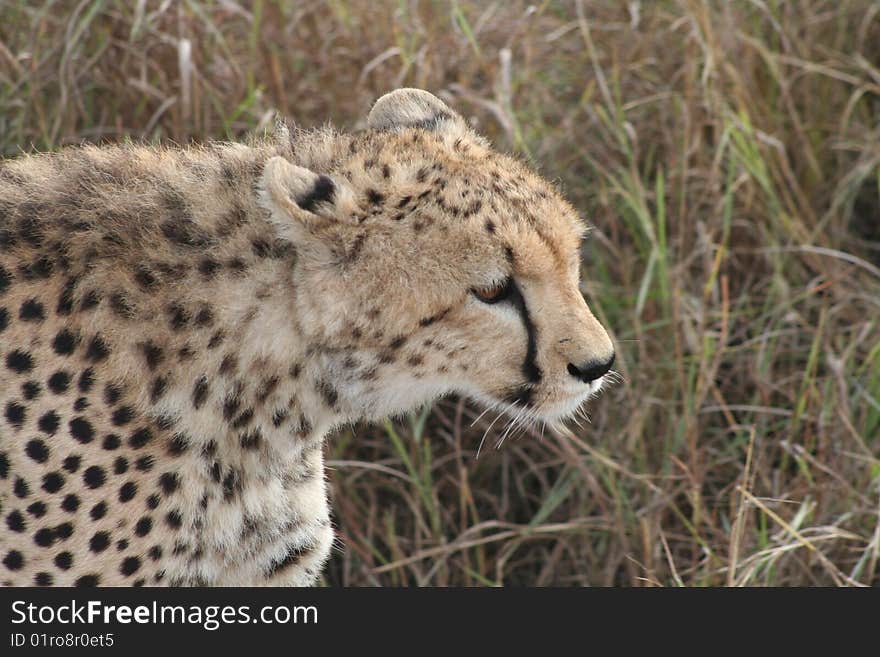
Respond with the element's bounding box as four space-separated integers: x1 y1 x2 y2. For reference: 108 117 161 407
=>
73 397 89 412
48 370 70 394
166 510 183 529
83 465 106 489
419 308 450 327
219 353 237 375
27 501 46 517
34 528 56 547
13 477 29 498
35 572 53 586
80 289 101 310
119 481 137 502
146 494 160 510
3 550 24 571
297 175 336 212
85 334 110 362
167 303 189 330
113 456 128 474
42 472 64 493
227 257 247 273
5 401 26 427
22 380 41 400
192 376 209 409
109 292 134 318
104 383 122 405
485 219 496 233
159 472 179 494
134 267 158 291
318 380 338 408
55 552 74 570
62 455 81 473
178 344 194 360
231 408 254 429
199 258 221 278
207 330 224 349
78 368 95 392
161 218 208 249
151 376 168 403
389 335 407 349
38 410 60 435
90 531 110 553
75 574 99 586
168 434 188 456
19 298 45 322
6 510 26 532
222 471 240 500
135 517 153 537
55 522 73 540
140 341 164 370
0 307 7 332
103 434 121 450
223 393 242 420
6 349 34 374
366 188 385 206
0 452 7 478
195 306 214 327
111 406 134 426
19 255 53 280
57 278 76 315
240 429 261 450
129 427 152 449
90 501 107 520
69 417 94 443
0 264 11 294
135 455 154 472
148 546 162 561
25 439 49 463
272 409 288 427
61 494 80 513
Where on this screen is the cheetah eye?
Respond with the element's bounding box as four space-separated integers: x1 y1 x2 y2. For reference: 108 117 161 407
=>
472 278 512 304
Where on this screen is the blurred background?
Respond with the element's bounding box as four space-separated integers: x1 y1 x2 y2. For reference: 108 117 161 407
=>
1 0 879 586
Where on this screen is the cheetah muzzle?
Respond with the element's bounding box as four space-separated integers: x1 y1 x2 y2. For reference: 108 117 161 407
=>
0 89 615 586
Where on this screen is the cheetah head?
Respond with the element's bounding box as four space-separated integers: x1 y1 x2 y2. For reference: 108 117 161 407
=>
259 89 615 429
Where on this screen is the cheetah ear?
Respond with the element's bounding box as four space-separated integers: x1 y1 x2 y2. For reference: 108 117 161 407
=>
259 156 357 239
367 88 465 135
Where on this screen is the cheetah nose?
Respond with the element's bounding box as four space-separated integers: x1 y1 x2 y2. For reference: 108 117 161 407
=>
567 353 615 383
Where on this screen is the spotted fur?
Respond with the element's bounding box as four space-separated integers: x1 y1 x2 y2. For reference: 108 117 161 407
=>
0 89 614 586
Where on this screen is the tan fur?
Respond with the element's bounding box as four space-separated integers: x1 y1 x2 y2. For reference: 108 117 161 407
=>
0 89 613 586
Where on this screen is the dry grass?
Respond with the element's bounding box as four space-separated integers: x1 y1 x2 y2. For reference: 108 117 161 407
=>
1 0 879 586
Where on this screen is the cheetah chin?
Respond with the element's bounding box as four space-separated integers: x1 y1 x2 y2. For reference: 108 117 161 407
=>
0 88 614 586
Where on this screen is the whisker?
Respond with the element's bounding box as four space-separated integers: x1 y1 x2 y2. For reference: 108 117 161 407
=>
477 400 517 459
469 404 494 428
495 407 523 449
496 403 530 449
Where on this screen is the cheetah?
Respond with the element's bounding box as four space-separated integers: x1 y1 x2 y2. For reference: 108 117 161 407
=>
0 89 615 586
